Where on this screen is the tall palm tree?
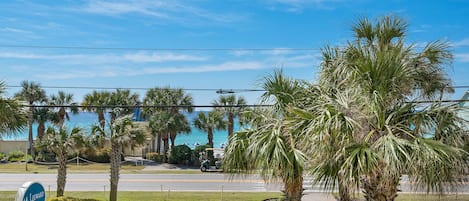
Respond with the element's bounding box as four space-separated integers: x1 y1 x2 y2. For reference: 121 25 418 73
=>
193 111 226 148
41 126 85 197
91 115 145 201
14 80 46 159
149 111 172 162
0 81 27 137
82 91 110 129
50 91 79 127
224 70 309 201
213 95 247 137
143 87 193 151
90 89 140 201
33 107 57 141
291 16 468 201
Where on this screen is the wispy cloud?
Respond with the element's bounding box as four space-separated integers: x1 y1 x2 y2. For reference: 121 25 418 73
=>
36 61 266 80
0 51 207 63
452 38 469 48
0 27 33 34
80 0 242 24
124 52 207 62
264 0 343 12
455 53 469 62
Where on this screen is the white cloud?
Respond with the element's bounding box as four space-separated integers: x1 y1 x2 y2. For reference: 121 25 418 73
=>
124 52 207 62
261 48 294 55
0 51 207 63
265 0 343 12
36 61 266 80
455 53 469 62
82 1 169 18
452 39 469 47
230 50 254 57
81 0 241 24
0 27 33 34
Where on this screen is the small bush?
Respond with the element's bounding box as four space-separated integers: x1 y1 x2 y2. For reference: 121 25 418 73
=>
146 152 163 162
0 152 5 160
169 145 192 164
7 150 31 162
194 144 211 160
47 196 102 201
78 148 111 163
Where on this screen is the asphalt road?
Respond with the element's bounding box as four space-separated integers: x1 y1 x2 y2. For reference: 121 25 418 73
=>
0 173 467 194
0 173 275 192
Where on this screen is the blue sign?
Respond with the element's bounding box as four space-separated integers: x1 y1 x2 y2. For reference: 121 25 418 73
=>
15 182 46 201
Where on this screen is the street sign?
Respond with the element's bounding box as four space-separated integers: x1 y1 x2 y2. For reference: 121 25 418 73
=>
15 181 46 201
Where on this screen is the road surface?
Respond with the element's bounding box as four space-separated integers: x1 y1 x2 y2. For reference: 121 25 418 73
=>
0 173 467 194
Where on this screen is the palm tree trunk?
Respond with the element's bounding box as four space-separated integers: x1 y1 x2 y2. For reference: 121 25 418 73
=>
28 104 34 161
37 121 45 141
228 113 234 137
208 129 214 148
338 180 353 201
170 131 176 148
283 175 303 201
156 133 162 153
109 141 121 201
98 111 105 129
56 152 67 197
162 133 169 163
362 171 399 201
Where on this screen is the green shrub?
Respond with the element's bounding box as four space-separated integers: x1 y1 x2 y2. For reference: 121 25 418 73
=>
0 152 5 160
169 145 192 164
78 148 111 163
47 196 102 201
194 144 211 160
146 152 163 162
7 150 31 162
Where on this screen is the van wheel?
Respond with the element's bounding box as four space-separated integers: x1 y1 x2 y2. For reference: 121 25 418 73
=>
201 166 207 172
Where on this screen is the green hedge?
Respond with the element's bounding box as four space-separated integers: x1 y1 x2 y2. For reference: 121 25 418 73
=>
146 152 163 162
7 150 32 162
169 145 192 164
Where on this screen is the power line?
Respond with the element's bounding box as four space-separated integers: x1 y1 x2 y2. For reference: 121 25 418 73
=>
20 98 469 109
0 44 318 51
1 43 468 52
5 85 266 93
25 104 273 108
5 85 469 92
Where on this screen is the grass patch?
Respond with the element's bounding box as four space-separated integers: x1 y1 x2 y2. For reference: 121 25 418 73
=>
333 193 469 201
0 163 144 173
2 191 468 201
396 193 469 201
0 191 282 201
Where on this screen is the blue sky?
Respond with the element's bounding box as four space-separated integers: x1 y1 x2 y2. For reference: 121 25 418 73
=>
0 0 468 105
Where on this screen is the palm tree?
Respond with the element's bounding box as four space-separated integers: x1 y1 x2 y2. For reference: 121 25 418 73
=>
143 87 193 151
0 81 27 137
213 95 246 137
193 111 226 148
14 80 46 159
33 107 57 141
291 16 468 201
223 70 308 201
41 126 85 197
91 115 145 201
89 89 140 201
149 111 172 162
49 91 79 127
82 91 110 129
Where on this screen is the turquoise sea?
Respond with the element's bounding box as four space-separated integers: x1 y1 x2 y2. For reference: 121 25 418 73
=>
2 112 233 149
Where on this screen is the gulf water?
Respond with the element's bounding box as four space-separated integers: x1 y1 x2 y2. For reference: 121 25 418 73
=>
1 112 232 149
